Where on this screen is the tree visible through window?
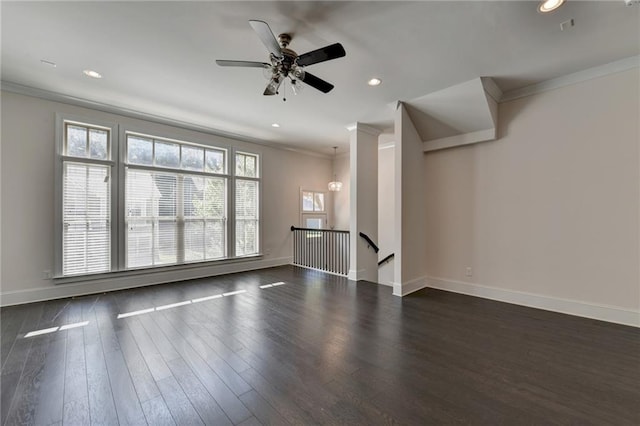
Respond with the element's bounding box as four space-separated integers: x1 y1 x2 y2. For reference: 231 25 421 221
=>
125 134 231 267
302 191 325 212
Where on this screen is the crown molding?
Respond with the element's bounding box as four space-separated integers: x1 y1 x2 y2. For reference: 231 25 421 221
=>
345 122 383 136
0 81 331 159
480 77 503 103
501 55 640 102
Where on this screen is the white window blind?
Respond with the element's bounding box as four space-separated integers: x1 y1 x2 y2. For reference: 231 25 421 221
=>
125 134 229 268
126 169 178 267
184 176 227 262
61 121 112 276
235 162 259 256
58 119 260 278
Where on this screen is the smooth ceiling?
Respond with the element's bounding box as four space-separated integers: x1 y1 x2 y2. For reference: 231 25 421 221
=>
2 1 638 153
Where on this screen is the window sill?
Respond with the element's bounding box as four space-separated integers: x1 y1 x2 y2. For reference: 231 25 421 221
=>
53 254 263 285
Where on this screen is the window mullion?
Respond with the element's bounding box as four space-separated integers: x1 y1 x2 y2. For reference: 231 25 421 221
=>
84 165 89 272
177 174 185 264
229 160 236 258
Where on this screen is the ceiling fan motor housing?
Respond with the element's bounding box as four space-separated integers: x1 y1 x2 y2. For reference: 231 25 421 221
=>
216 21 343 95
277 33 292 48
276 46 298 77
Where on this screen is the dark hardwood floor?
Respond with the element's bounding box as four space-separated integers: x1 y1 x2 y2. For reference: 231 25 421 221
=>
1 265 639 425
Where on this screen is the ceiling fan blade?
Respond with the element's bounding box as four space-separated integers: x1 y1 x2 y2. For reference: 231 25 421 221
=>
296 43 346 67
249 20 282 59
301 71 334 93
215 60 270 68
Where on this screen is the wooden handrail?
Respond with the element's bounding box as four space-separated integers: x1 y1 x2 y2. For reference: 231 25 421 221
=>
290 226 349 234
378 253 394 266
358 232 379 253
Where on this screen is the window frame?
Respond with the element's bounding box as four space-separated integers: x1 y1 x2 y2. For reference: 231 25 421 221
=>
120 130 232 269
299 189 327 229
233 150 262 257
55 114 263 281
55 114 119 277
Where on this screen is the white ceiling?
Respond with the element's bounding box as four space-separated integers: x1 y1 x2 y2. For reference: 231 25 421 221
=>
2 1 638 154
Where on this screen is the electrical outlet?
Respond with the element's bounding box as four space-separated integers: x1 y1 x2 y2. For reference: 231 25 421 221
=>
43 270 52 280
465 267 472 277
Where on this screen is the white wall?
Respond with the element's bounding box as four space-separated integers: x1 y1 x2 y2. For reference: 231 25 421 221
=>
424 69 640 325
393 104 427 295
378 144 395 286
332 152 350 230
0 91 332 305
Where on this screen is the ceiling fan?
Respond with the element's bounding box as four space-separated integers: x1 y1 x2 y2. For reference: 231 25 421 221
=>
216 20 346 97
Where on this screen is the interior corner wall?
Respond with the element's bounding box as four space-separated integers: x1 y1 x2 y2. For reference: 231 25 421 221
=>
394 104 427 292
378 144 395 286
0 91 332 305
332 153 350 230
423 68 640 321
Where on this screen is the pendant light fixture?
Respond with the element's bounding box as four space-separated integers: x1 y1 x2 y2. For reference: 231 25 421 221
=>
328 146 342 192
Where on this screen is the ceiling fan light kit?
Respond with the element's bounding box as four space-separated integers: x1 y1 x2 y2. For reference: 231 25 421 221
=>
216 20 346 99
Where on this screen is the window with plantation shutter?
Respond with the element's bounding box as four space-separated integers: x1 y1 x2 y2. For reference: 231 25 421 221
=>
126 169 178 267
235 152 260 256
184 176 227 261
58 117 260 278
61 122 113 276
124 133 230 268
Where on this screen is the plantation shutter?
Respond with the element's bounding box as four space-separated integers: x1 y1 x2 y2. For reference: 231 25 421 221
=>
62 162 111 275
125 169 178 268
235 179 259 256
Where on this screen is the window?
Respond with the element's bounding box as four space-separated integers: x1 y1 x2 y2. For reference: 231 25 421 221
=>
300 190 327 229
60 122 113 276
302 190 325 212
57 116 261 278
125 134 229 268
235 152 259 256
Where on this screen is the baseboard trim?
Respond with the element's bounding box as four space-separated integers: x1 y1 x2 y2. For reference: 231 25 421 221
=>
0 257 292 307
427 276 640 328
393 275 428 297
291 264 347 278
347 269 366 281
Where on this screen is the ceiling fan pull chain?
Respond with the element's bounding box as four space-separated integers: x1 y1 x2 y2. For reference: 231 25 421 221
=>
283 79 287 102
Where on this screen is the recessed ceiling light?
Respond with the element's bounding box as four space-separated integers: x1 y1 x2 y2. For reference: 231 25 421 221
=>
271 123 280 128
40 59 56 67
538 0 565 13
83 69 102 79
368 78 382 86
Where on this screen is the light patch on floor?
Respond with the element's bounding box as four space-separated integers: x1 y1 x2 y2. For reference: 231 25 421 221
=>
117 288 248 319
24 320 91 338
260 281 286 289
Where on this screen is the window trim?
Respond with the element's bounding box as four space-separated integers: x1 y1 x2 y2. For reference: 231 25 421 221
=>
299 188 327 229
232 150 262 257
55 115 263 281
121 130 232 267
55 113 119 277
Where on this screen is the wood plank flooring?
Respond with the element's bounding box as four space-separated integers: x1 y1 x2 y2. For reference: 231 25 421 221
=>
1 265 639 425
